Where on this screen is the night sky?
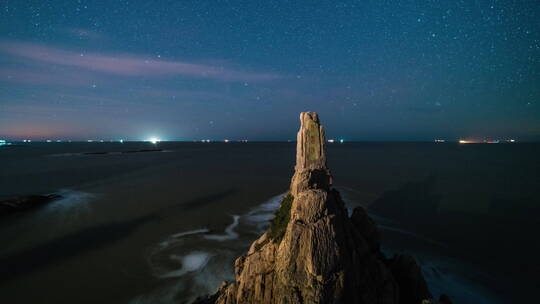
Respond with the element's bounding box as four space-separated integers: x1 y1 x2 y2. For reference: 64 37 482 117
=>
1 1 539 141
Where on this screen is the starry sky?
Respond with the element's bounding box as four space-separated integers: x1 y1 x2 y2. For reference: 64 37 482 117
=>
1 0 539 141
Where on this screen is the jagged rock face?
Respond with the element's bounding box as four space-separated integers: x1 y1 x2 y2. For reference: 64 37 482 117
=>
200 112 433 304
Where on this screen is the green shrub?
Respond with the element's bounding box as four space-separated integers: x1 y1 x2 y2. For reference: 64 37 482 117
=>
268 193 294 243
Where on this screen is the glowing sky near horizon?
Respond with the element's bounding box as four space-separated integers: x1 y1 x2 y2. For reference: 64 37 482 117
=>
0 1 539 141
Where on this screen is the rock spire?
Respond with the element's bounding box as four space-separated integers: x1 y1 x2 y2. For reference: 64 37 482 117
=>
195 112 435 304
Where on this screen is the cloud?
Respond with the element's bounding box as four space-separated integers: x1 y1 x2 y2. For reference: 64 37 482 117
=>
0 67 96 86
0 40 283 82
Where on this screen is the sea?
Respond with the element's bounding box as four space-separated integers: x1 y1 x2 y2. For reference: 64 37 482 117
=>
0 141 538 303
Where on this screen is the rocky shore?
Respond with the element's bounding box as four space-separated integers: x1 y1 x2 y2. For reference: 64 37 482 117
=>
0 194 61 216
194 112 452 304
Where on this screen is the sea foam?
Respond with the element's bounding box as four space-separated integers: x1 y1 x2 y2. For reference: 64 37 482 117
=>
159 251 212 278
204 215 240 241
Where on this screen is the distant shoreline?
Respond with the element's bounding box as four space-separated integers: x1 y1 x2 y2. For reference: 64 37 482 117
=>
0 194 62 217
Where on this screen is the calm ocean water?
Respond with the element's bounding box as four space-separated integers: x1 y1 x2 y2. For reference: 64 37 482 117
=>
1 142 539 303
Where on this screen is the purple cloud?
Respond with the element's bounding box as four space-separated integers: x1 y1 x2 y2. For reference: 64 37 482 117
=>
0 67 96 86
0 41 282 82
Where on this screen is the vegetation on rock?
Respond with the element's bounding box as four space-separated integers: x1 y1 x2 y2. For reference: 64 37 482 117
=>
267 193 294 243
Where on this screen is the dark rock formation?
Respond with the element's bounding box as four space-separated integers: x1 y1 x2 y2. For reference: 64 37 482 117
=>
439 294 454 304
195 112 441 304
0 194 61 216
388 255 432 304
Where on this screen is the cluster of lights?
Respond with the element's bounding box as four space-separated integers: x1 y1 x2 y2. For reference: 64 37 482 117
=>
147 137 161 144
459 139 516 144
327 139 345 143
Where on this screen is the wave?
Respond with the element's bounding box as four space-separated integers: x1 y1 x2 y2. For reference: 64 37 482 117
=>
159 251 212 278
134 249 235 304
171 228 210 239
44 189 94 209
156 229 211 249
137 195 285 303
29 189 96 226
244 193 285 232
417 255 502 304
339 186 503 304
204 215 240 241
141 189 504 304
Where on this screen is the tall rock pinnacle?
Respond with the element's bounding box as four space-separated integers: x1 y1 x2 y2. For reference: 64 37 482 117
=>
196 112 434 304
295 112 326 171
291 112 332 197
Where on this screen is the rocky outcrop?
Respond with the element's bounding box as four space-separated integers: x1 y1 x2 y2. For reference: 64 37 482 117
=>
290 112 332 197
0 194 61 216
196 112 439 304
388 255 432 304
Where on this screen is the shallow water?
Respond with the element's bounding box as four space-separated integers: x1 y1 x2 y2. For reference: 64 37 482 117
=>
0 142 538 303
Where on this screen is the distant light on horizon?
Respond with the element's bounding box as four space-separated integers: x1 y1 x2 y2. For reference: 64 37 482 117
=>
147 137 161 144
459 139 506 144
